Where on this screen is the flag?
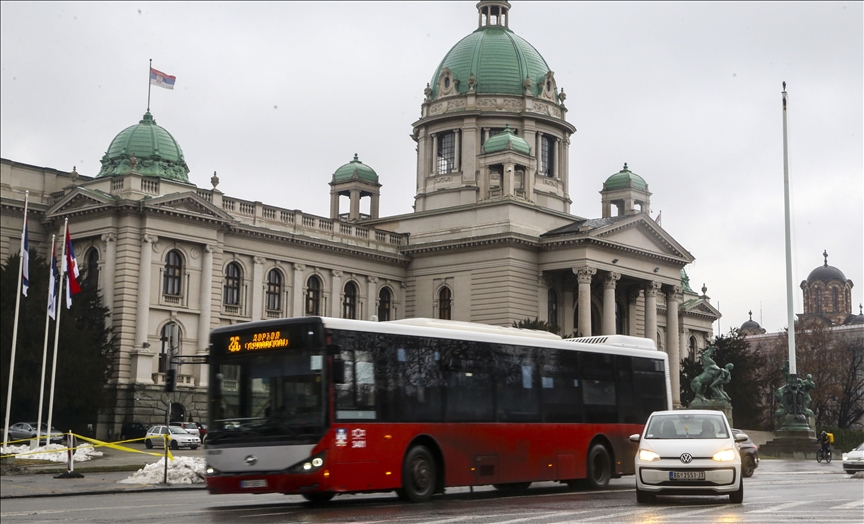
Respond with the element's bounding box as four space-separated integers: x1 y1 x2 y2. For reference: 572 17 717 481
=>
21 217 30 296
48 244 58 319
654 210 662 226
149 67 176 90
65 226 81 308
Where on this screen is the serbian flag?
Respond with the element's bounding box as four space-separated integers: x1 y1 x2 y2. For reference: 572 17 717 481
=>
65 226 81 308
48 244 58 319
150 67 176 90
21 216 30 296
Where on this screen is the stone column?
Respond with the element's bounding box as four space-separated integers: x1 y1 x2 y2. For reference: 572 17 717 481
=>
431 133 438 175
644 281 661 343
331 270 343 317
416 129 427 195
666 285 683 407
554 137 561 179
367 276 378 320
349 189 360 220
329 189 339 220
135 234 157 347
602 272 620 335
575 266 596 337
292 263 305 316
454 129 461 172
251 256 265 320
197 245 214 388
370 193 379 219
101 233 116 314
562 135 571 197
536 132 543 174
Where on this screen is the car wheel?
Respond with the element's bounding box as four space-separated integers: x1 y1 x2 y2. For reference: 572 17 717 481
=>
170 440 179 450
636 486 655 504
397 445 436 502
729 480 744 504
586 444 612 489
741 456 755 478
145 439 153 449
492 482 531 492
302 492 335 504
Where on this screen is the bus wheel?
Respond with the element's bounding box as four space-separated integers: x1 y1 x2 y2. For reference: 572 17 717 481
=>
493 482 531 492
398 445 436 502
302 492 335 504
586 444 612 489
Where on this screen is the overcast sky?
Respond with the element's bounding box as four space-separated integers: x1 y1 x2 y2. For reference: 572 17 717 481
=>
2 1 861 335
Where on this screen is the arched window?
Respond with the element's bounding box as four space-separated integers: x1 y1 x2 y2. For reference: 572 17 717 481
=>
832 288 838 312
438 287 452 320
378 287 391 321
84 248 99 287
223 262 241 305
816 289 822 313
343 281 358 319
163 250 183 296
306 275 322 316
159 322 180 373
689 336 698 362
266 269 282 312
547 289 558 328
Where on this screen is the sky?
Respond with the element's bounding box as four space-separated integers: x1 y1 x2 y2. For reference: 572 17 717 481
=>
1 1 861 336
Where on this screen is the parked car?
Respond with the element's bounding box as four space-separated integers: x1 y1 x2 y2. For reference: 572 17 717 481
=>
120 422 149 441
630 410 746 504
144 425 201 450
732 429 759 477
7 422 65 445
841 442 864 474
169 421 200 436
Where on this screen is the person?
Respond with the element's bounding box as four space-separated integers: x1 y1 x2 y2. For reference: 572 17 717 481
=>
819 431 831 455
699 419 716 438
660 420 678 438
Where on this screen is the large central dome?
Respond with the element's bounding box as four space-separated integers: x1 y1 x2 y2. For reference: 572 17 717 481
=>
429 1 553 100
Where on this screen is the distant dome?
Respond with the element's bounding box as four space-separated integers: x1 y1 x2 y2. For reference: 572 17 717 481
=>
332 154 378 183
483 124 531 154
97 112 189 182
604 163 648 191
739 310 765 335
807 251 847 283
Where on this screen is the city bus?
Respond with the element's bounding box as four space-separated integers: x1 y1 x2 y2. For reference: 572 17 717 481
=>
204 317 671 502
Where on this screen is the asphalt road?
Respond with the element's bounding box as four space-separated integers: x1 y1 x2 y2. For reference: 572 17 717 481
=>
1 459 861 523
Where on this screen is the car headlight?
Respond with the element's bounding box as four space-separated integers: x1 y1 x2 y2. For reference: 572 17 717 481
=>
842 454 848 461
638 449 661 462
712 448 737 462
287 451 326 473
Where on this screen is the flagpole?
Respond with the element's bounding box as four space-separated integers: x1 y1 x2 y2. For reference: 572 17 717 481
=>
36 234 57 447
781 82 797 377
3 191 29 448
46 220 68 442
147 58 152 112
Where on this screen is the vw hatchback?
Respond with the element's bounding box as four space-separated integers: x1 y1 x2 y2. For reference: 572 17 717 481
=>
630 410 745 503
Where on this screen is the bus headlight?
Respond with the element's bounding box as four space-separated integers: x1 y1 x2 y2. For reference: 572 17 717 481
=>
712 448 736 462
287 451 326 473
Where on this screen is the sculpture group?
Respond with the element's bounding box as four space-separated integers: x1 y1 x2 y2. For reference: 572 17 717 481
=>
774 360 815 417
690 345 734 403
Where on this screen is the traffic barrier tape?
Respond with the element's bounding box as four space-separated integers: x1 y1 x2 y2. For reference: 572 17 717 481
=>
75 434 172 459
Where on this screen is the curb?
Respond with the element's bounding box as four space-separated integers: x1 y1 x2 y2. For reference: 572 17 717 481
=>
0 484 207 500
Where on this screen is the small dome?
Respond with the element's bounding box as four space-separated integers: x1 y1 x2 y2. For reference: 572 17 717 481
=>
332 154 378 183
483 124 531 154
740 310 764 334
97 112 189 181
604 163 648 191
847 305 864 325
807 251 847 283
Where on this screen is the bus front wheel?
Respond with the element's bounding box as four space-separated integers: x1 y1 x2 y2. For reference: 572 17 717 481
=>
586 444 612 489
397 445 436 503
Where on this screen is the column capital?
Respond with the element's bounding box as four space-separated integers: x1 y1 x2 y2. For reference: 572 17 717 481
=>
142 234 159 243
367 276 378 284
332 269 343 278
667 285 684 302
293 263 306 272
603 272 621 288
644 280 662 296
204 244 216 253
253 256 266 265
101 232 116 243
574 266 596 284
628 287 642 301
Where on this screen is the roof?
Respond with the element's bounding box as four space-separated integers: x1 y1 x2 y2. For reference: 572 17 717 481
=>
541 216 626 237
604 163 648 191
483 124 531 154
332 154 378 183
97 112 189 182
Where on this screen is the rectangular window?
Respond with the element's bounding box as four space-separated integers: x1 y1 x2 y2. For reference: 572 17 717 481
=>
437 132 455 175
335 350 377 420
495 346 540 422
441 340 494 421
540 135 554 177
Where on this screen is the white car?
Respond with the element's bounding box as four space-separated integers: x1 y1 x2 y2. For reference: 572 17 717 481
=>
630 410 746 504
144 425 201 450
842 442 864 474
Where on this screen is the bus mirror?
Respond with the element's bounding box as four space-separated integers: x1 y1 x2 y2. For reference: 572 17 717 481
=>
332 358 346 384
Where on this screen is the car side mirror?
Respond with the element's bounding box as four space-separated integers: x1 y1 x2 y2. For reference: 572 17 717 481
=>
734 433 749 442
629 433 641 442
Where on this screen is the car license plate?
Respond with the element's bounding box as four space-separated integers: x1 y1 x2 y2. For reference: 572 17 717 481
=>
241 479 268 488
670 471 705 481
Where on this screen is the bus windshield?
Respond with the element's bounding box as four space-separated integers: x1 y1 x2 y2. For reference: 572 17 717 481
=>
209 349 326 445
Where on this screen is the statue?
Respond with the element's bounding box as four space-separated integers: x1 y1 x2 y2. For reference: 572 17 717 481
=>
708 363 734 402
690 345 727 402
801 374 815 416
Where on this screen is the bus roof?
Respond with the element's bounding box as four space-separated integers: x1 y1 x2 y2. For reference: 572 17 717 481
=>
563 335 657 351
387 318 562 340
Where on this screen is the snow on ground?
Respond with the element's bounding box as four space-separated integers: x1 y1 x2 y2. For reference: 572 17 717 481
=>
1 443 103 462
119 456 206 484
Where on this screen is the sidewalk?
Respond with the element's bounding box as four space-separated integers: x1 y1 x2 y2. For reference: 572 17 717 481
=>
1 444 207 499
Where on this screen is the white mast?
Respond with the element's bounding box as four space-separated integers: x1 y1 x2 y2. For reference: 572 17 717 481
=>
781 82 797 376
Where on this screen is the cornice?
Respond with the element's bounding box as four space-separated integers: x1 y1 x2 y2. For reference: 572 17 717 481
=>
540 235 688 266
399 232 539 256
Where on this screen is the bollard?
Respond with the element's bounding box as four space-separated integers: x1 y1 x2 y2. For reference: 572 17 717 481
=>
54 431 83 479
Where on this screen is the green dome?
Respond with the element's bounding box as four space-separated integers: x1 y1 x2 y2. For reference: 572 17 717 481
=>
604 163 648 191
483 124 531 154
332 154 378 183
429 25 552 99
97 112 190 182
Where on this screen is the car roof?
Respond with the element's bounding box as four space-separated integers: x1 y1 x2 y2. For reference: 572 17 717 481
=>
649 410 728 416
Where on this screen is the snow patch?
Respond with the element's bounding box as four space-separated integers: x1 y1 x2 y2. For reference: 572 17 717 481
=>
1 443 103 462
119 456 206 484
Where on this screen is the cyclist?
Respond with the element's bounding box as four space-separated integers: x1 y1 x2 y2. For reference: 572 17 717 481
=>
819 431 831 456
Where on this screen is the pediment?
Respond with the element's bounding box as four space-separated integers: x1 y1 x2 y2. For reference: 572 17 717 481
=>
143 193 235 222
681 297 722 318
45 187 116 218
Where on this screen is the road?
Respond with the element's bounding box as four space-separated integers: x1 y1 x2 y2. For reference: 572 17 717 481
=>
1 460 861 523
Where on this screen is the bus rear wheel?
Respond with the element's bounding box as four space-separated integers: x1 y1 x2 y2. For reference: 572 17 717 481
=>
586 444 612 489
397 445 436 503
302 492 335 504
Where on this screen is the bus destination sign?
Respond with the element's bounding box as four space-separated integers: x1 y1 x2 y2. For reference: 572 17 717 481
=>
228 331 290 352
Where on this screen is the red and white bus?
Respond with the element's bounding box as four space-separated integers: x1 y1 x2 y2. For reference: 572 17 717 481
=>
204 317 671 502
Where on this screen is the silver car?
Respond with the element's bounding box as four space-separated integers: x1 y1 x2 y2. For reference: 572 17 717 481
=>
8 422 65 445
144 425 201 450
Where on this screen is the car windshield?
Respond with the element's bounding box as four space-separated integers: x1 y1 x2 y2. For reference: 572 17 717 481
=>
645 413 729 439
168 427 190 435
856 442 864 451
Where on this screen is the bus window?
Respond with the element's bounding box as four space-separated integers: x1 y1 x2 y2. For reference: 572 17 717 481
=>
583 352 617 423
495 345 539 422
441 340 494 422
633 357 668 422
615 355 638 424
389 340 444 422
539 349 582 423
335 349 377 420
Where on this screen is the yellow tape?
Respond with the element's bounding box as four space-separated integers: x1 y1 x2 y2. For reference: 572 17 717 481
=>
74 434 166 458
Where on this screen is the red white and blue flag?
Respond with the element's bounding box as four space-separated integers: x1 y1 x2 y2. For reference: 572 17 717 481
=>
21 216 30 297
47 244 58 319
149 67 176 90
65 226 81 308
